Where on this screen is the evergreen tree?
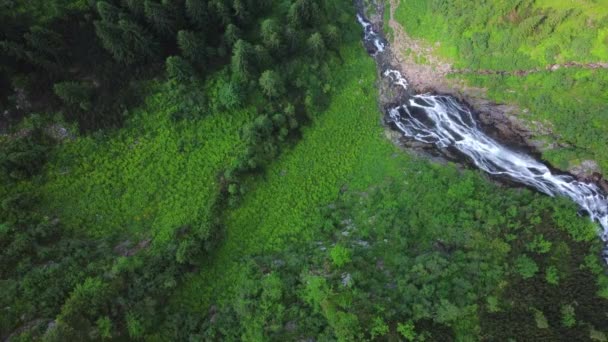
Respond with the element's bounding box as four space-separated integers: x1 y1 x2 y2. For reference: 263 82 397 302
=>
232 0 249 21
165 55 195 82
95 20 134 63
224 23 240 48
144 0 175 36
97 1 122 22
0 40 30 63
94 19 156 64
177 30 205 63
253 44 271 67
284 26 302 52
258 70 283 98
53 81 93 110
124 0 145 17
118 19 157 61
288 0 318 27
24 26 65 62
185 0 207 27
307 32 325 57
324 24 340 48
231 39 252 80
260 19 280 50
209 0 230 24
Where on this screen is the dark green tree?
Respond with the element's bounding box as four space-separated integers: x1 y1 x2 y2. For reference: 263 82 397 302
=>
224 23 240 48
231 39 252 80
124 0 145 17
165 56 195 81
144 0 175 36
177 30 205 63
97 1 121 22
307 32 325 57
324 25 340 47
185 0 207 26
53 81 93 110
94 19 157 64
258 70 283 98
261 19 281 50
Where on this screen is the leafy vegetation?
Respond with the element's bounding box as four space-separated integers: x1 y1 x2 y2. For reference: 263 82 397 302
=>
1 0 607 340
394 0 608 172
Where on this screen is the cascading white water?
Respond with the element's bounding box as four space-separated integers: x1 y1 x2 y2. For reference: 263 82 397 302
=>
356 11 608 259
357 13 386 55
389 96 608 241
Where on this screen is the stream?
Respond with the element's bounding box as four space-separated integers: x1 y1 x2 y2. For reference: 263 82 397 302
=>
356 10 608 262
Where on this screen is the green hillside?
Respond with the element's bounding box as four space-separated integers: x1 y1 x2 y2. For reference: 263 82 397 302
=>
1 0 608 340
394 0 608 172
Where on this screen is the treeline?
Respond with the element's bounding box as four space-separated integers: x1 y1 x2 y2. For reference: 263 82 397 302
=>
0 0 358 340
1 0 347 131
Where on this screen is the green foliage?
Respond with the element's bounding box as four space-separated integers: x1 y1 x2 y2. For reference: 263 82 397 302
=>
3 1 608 340
176 30 206 63
393 0 608 173
41 83 252 240
53 81 93 110
561 304 576 328
515 255 539 279
261 19 281 50
329 244 351 267
370 317 389 338
0 125 51 182
307 32 326 57
231 39 252 80
546 265 560 285
534 309 549 329
96 316 112 340
258 69 283 98
165 55 195 82
144 0 176 36
397 321 417 340
94 19 158 64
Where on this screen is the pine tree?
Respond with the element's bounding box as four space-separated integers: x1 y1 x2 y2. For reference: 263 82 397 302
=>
185 0 207 26
223 23 240 48
95 20 134 63
284 26 302 52
95 19 156 64
144 0 175 36
97 1 122 22
288 0 316 27
260 19 280 50
232 0 249 21
166 56 195 81
118 19 157 60
53 81 93 110
209 0 230 25
324 24 340 48
253 44 270 67
124 0 145 17
0 40 30 63
258 70 283 98
307 32 325 57
231 39 251 80
177 30 205 62
24 26 65 62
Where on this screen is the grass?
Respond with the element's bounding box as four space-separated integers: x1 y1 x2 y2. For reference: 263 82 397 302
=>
535 0 608 21
172 42 414 311
40 84 253 244
392 0 608 173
